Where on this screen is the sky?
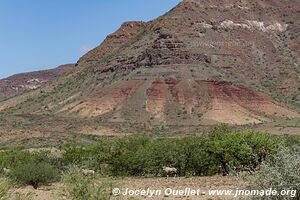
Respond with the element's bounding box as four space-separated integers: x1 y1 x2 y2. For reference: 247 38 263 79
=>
0 0 181 79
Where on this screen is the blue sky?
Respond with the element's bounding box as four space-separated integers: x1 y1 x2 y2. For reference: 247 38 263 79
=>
0 0 181 79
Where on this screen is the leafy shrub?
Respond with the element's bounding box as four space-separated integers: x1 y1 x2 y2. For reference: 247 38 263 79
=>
206 126 280 174
110 136 152 176
0 149 61 172
61 140 115 175
10 162 59 189
1 125 289 180
61 125 285 177
182 136 219 176
250 146 300 199
0 148 29 170
61 166 112 200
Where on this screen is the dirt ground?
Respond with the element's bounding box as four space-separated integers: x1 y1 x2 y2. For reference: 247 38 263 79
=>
8 176 248 200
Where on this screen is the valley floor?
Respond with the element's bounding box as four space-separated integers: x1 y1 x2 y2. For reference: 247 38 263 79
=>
1 113 300 147
8 176 247 200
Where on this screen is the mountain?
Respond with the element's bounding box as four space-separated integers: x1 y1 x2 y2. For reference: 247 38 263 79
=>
0 0 299 129
0 64 75 100
77 21 148 66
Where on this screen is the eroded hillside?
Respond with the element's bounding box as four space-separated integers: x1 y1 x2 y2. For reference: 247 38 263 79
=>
0 64 75 100
0 0 299 138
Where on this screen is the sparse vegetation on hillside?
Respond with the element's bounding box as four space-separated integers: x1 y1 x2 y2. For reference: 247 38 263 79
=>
1 0 300 127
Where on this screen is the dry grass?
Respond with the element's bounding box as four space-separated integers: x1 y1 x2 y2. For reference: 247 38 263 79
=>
8 176 247 200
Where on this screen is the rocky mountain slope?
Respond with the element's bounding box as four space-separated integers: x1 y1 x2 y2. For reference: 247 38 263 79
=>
77 21 147 66
0 0 299 127
0 64 75 100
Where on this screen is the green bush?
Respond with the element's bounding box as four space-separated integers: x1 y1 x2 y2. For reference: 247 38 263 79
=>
0 125 297 180
61 166 112 200
60 125 286 177
0 149 61 172
110 136 152 176
0 125 288 179
250 146 300 199
0 149 30 170
182 136 219 176
206 126 280 174
10 162 59 189
61 140 115 175
135 138 183 176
